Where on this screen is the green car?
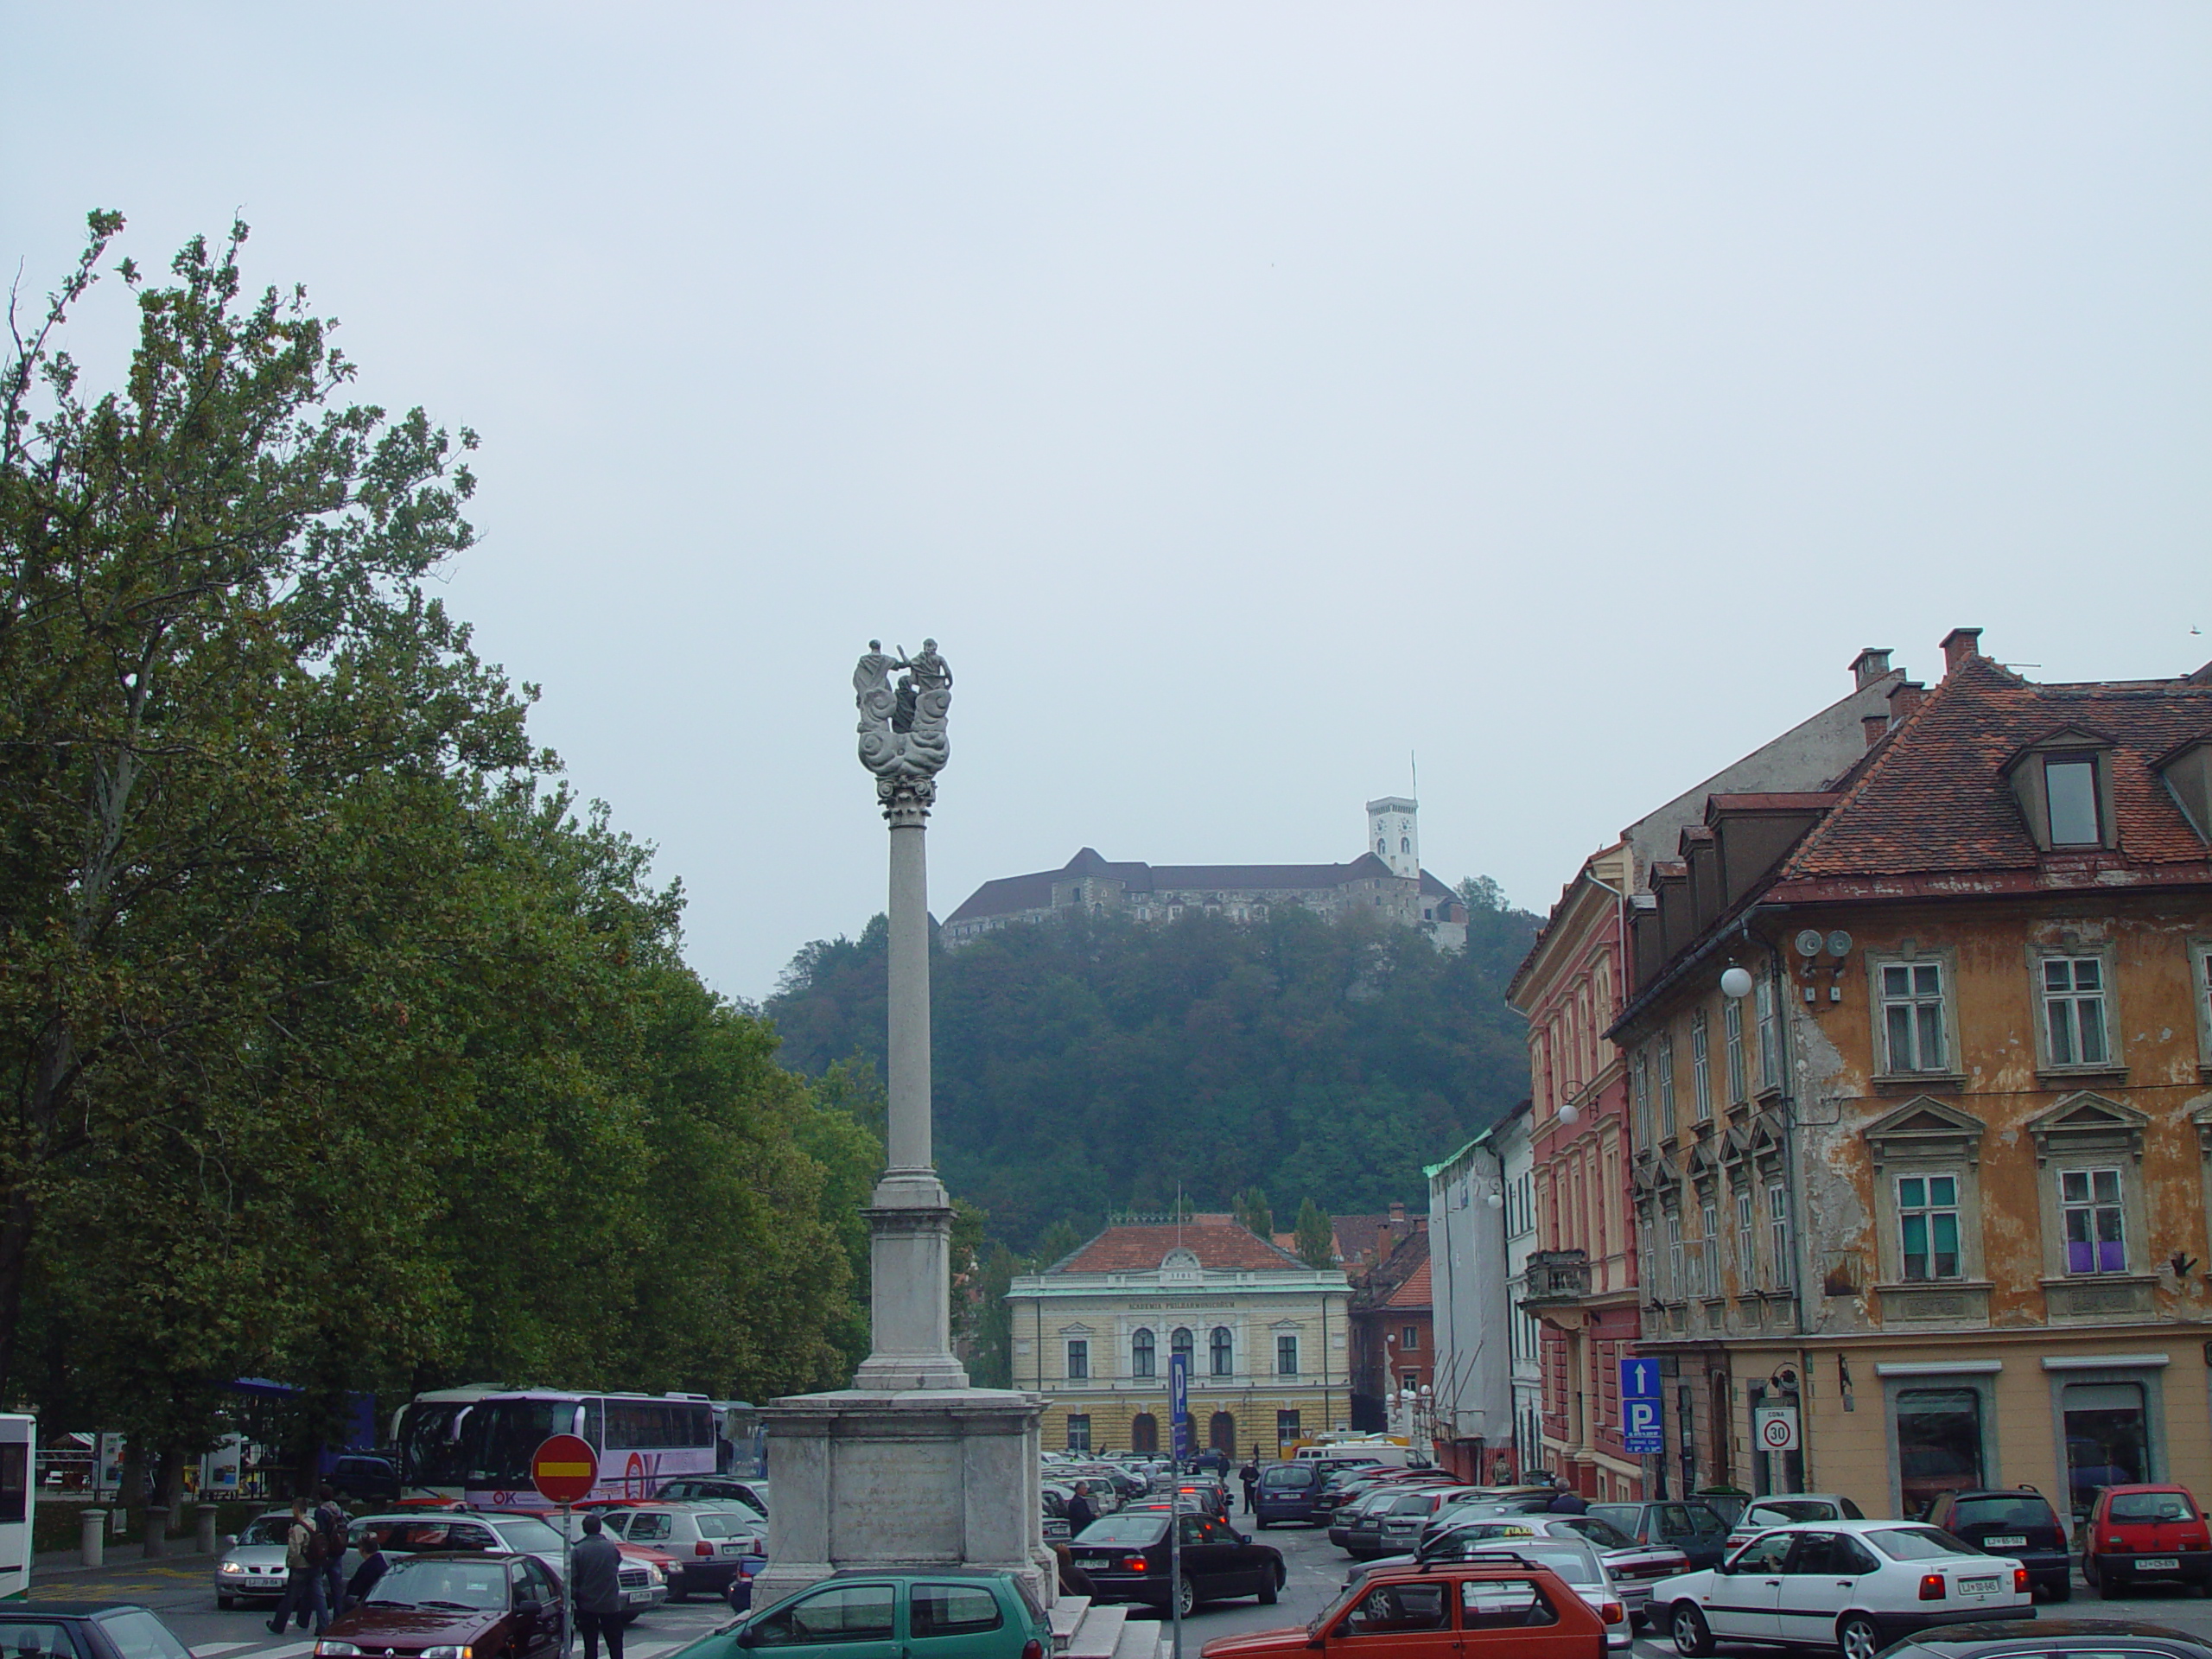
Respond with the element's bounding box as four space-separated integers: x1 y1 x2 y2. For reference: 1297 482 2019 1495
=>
689 1569 1048 1659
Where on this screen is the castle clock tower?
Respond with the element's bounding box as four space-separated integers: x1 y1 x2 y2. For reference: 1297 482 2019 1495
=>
1366 795 1421 881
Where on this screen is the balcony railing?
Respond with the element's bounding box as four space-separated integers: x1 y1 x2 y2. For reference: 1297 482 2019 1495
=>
1522 1249 1591 1305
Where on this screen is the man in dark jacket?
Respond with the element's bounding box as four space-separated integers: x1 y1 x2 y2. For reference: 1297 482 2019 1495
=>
1546 1478 1588 1515
1238 1460 1259 1514
344 1529 390 1613
570 1513 626 1659
1064 1482 1096 1537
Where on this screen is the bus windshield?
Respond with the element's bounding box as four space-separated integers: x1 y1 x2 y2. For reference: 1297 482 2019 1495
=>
398 1402 479 1490
462 1399 582 1489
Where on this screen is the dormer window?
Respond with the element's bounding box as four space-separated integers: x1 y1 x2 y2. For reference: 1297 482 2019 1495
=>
2044 753 2101 845
2002 728 2119 852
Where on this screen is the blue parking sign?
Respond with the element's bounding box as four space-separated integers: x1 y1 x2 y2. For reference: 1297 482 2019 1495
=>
1619 1357 1663 1455
1169 1351 1191 1460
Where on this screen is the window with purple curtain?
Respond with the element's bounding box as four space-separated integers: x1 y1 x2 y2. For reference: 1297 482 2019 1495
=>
2061 1167 2126 1274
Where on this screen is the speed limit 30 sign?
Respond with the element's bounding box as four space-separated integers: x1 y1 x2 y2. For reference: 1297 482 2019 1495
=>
1754 1405 1800 1452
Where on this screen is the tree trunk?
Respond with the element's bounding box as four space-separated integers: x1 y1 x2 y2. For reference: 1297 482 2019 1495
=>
0 1188 39 1401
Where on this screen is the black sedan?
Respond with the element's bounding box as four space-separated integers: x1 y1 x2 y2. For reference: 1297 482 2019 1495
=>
1877 1618 2212 1659
1070 1510 1286 1618
0 1604 192 1659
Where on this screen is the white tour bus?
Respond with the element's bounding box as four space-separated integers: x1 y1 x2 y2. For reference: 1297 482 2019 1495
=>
0 1414 35 1597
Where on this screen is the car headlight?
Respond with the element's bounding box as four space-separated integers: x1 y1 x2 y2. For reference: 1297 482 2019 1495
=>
220 1561 245 1575
315 1644 362 1657
420 1647 474 1659
654 1561 673 1582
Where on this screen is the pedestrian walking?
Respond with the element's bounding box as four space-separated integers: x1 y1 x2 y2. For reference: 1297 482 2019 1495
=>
345 1528 390 1613
571 1512 627 1659
314 1484 351 1614
267 1497 330 1635
1065 1482 1096 1537
1237 1459 1259 1515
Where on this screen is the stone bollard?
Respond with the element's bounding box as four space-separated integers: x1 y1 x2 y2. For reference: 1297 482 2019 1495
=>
80 1510 106 1568
195 1505 218 1555
143 1505 168 1558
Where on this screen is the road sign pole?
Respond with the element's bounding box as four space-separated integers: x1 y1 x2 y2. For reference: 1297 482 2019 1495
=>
561 1503 573 1659
1168 1351 1187 1659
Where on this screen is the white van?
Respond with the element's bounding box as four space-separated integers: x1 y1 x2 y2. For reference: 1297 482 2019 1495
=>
1294 1440 1412 1468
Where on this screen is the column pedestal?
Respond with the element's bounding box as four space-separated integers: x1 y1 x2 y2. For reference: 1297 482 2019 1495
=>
851 1171 970 1391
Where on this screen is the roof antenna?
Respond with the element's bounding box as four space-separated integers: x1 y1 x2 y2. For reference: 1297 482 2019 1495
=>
1410 750 1417 802
1177 1182 1184 1248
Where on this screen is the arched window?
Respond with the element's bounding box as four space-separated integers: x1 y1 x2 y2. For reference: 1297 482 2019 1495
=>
1376 838 1386 855
1171 1328 1194 1366
1401 836 1410 854
1130 1412 1159 1454
1210 1326 1233 1376
1132 1328 1156 1379
1208 1411 1236 1454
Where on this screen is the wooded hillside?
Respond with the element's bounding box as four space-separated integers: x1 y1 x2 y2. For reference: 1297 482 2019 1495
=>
766 895 1539 1249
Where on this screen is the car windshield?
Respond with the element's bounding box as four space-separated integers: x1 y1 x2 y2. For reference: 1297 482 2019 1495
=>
2111 1493 2196 1523
238 1516 292 1547
1262 1468 1312 1490
94 1611 193 1659
1744 1502 1836 1527
369 1558 510 1610
1077 1515 1166 1547
1586 1506 1638 1533
493 1518 566 1554
1870 1527 1982 1560
1952 1497 2055 1529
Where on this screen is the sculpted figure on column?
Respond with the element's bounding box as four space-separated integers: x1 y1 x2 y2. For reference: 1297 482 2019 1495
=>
855 639 950 812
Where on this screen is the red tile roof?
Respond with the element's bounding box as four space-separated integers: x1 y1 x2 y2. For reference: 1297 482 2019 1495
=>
1052 1221 1310 1274
1383 1257 1432 1311
1777 655 2212 884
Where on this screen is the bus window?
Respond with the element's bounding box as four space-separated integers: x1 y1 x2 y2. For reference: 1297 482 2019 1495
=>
0 1444 26 1526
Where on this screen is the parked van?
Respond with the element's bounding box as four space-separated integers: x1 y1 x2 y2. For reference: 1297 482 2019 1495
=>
1255 1461 1325 1528
1294 1440 1413 1469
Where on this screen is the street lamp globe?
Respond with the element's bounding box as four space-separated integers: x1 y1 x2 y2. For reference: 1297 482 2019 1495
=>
1719 965 1755 999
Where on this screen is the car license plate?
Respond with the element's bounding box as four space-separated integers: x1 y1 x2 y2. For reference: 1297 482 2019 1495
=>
1983 1535 2026 1548
1077 1557 1110 1571
1959 1575 1999 1594
2139 1557 2181 1571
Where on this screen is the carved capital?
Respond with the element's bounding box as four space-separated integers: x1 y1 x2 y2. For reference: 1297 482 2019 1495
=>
879 775 935 825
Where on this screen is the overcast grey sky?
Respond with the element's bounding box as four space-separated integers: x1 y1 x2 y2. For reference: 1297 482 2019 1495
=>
8 3 2208 1000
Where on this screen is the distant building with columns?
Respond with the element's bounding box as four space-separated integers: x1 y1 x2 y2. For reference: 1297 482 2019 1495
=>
944 798 1469 950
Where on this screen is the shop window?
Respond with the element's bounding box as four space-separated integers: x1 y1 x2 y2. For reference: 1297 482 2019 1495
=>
2060 1167 2126 1274
2063 1382 2149 1522
2041 957 2112 1069
1896 1388 1983 1518
1878 961 1949 1074
1898 1176 1961 1281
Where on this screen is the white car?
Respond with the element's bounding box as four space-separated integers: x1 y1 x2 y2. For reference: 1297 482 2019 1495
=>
1651 1519 2032 1659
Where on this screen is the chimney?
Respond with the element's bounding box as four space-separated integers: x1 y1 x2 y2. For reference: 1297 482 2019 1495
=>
1389 1201 1407 1226
1888 679 1925 721
1848 647 1894 691
1940 627 1982 676
1862 714 1890 748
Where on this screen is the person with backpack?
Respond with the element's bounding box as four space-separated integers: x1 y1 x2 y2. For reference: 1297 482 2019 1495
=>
314 1484 351 1615
267 1497 329 1635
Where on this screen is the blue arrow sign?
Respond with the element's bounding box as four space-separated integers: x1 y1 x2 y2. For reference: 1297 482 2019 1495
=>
1169 1352 1191 1460
1619 1357 1663 1455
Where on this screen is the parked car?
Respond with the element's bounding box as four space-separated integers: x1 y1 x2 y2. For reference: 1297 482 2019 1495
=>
1329 1488 1403 1553
658 1476 772 1515
1586 1502 1733 1571
598 1503 768 1601
1369 1488 1483 1557
0 1603 193 1659
1650 1520 2031 1659
347 1510 573 1581
712 1569 1048 1659
1253 1461 1324 1528
216 1511 297 1607
1874 1618 2212 1659
315 1551 564 1659
1923 1488 2072 1600
1070 1510 1287 1617
1721 1493 1868 1552
1343 1537 1629 1651
1197 1556 1608 1659
328 1453 401 1503
1370 1511 1688 1625
2081 1483 2212 1598
1308 1462 1388 1522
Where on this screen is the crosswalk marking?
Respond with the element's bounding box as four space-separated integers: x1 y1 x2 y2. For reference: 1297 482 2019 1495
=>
195 1644 256 1656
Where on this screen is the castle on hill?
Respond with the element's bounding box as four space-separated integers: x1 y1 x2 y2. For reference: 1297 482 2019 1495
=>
942 797 1471 951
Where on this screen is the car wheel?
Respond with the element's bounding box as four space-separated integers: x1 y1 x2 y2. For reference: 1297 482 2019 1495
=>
1257 1569 1277 1606
1837 1615 1881 1659
2093 1565 2122 1599
1669 1602 1713 1657
1174 1576 1197 1619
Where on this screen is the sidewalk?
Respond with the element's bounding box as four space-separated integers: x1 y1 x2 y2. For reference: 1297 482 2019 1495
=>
25 1547 215 1607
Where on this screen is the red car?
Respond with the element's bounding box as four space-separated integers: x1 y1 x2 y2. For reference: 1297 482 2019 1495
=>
1199 1557 1607 1659
2082 1484 2212 1597
315 1551 562 1659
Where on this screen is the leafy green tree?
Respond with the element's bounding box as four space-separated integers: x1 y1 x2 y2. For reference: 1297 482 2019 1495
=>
1457 874 1509 913
963 1241 1020 1389
1293 1198 1335 1268
1231 1188 1274 1239
1033 1219 1083 1268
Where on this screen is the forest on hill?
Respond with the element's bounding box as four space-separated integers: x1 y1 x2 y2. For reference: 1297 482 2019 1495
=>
766 890 1540 1250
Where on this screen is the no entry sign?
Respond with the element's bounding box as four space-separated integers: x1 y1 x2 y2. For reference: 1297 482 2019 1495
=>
531 1434 599 1505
